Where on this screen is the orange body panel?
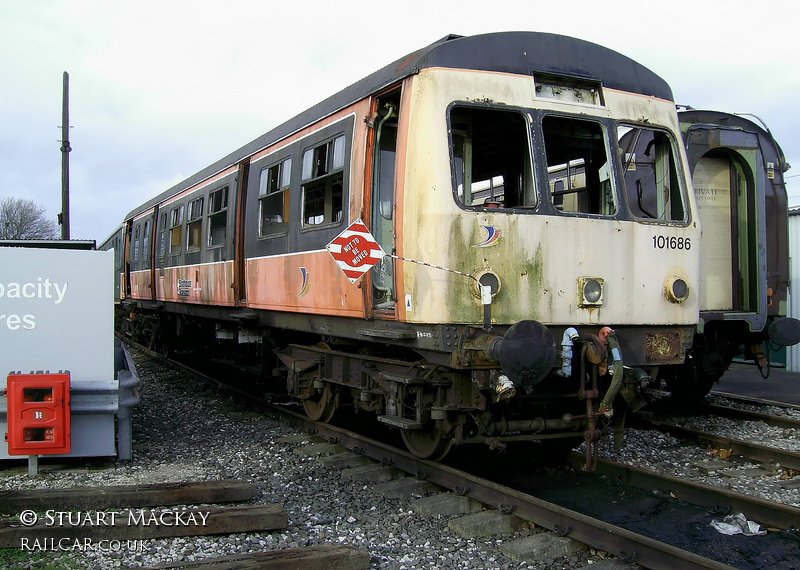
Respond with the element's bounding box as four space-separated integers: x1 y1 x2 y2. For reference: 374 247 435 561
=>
246 252 364 317
156 261 236 306
129 270 151 299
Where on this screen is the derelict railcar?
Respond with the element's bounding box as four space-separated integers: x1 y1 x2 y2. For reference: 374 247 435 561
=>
114 32 700 463
663 110 800 400
99 225 125 304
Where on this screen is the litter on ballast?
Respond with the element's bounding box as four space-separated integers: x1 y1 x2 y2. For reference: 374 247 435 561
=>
710 513 767 536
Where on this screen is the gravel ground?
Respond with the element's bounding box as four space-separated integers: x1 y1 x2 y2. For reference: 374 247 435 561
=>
589 394 800 508
2 350 798 569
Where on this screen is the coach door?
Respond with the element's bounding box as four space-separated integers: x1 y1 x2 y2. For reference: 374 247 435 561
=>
693 152 756 313
369 91 401 312
694 156 734 311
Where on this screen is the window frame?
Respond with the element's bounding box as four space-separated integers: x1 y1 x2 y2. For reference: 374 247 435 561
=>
186 197 203 252
299 134 347 231
133 223 141 264
168 205 184 255
538 113 618 218
207 185 229 248
257 157 292 239
447 103 538 212
616 122 690 226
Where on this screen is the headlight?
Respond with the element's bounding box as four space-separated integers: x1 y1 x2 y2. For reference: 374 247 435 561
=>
664 276 690 303
472 270 502 299
578 277 604 307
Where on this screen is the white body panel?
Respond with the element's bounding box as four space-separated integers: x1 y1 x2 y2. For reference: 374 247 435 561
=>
396 68 700 327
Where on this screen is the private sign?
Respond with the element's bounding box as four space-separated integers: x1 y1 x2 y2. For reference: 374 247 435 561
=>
326 220 386 283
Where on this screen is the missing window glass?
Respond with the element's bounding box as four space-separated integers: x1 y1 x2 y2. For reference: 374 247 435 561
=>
543 116 615 215
618 126 685 222
450 107 535 208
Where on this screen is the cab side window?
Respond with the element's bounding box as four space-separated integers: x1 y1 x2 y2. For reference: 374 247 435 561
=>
450 107 535 209
543 116 615 215
618 125 686 222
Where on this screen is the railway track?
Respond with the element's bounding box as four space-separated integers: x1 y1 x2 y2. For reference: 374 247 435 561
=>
128 340 800 569
635 415 800 472
710 391 800 415
637 394 800 472
704 402 800 430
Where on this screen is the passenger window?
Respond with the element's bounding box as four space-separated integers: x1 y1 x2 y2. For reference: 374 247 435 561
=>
543 116 615 215
258 158 291 236
301 136 345 227
169 206 184 255
208 186 228 247
187 198 203 251
617 125 686 222
450 107 535 208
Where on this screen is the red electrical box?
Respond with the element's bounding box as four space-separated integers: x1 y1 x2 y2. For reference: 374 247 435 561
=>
5 373 71 455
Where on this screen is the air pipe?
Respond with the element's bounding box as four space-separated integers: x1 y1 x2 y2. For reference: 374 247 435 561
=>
558 328 579 377
599 327 623 416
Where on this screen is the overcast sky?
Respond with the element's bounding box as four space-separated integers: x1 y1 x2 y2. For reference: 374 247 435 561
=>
1 0 798 242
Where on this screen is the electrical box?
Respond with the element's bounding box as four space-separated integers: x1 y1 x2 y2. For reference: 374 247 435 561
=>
5 372 71 455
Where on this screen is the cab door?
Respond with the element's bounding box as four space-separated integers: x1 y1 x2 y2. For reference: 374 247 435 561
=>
369 91 401 312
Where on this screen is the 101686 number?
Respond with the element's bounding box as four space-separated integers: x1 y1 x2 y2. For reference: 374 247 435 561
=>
653 236 691 250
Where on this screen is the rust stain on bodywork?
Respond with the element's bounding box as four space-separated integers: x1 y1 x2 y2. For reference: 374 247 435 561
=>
645 330 682 364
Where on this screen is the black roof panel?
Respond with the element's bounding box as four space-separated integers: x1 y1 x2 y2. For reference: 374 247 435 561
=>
126 32 671 220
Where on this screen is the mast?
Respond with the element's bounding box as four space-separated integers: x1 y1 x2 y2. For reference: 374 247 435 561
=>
60 71 71 240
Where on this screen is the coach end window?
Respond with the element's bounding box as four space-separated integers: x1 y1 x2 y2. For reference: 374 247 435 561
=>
301 135 345 227
258 157 291 237
133 224 141 264
169 205 184 255
543 116 615 216
187 197 203 252
158 213 167 261
618 125 686 222
208 186 228 247
450 107 535 209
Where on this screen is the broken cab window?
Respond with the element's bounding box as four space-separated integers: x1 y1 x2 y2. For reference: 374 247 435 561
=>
618 125 686 222
450 106 535 209
543 116 615 215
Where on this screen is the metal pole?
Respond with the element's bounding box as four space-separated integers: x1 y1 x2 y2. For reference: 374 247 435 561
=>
60 71 71 240
28 455 39 477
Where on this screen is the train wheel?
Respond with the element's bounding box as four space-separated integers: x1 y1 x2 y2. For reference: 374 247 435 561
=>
663 352 724 405
401 422 453 461
302 382 339 423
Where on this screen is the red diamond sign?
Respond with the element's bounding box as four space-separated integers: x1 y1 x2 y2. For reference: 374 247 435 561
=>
326 219 386 283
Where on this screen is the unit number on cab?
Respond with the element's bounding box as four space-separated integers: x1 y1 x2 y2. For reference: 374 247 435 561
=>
653 235 691 251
